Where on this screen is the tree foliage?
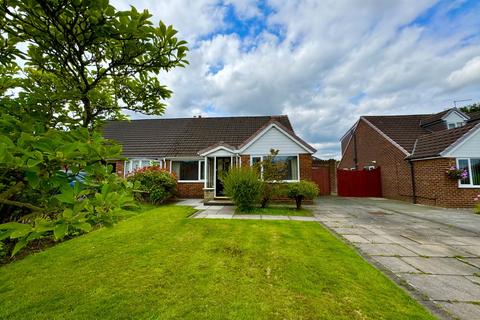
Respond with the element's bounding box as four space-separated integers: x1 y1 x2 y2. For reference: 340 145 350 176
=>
1 0 188 129
254 149 287 208
0 0 187 257
460 102 480 114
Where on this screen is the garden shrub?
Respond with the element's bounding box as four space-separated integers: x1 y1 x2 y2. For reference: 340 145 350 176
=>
127 166 177 204
286 181 319 209
221 168 263 212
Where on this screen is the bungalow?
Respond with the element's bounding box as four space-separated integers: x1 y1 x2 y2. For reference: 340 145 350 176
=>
339 108 480 208
103 115 316 201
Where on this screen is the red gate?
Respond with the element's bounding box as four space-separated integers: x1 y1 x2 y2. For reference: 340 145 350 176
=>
337 168 382 197
312 166 330 195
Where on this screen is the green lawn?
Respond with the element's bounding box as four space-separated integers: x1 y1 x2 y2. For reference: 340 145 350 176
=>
237 206 314 216
0 205 434 320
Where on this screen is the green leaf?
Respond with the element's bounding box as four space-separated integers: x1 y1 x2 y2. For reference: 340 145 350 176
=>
25 171 40 188
12 238 28 256
54 224 68 240
55 187 75 204
74 222 92 233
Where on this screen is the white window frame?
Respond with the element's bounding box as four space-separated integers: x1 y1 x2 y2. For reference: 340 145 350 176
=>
249 154 300 182
124 158 162 177
170 159 205 183
456 158 480 188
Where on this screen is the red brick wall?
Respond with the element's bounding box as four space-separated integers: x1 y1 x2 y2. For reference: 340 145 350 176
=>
177 182 204 198
413 158 479 208
114 160 125 177
299 154 312 181
339 120 414 202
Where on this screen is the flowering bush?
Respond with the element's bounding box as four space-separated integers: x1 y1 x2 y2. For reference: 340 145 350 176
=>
475 194 480 214
446 166 468 180
127 166 177 204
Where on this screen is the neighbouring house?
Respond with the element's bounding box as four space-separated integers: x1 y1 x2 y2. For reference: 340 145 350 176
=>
103 115 316 201
339 108 480 208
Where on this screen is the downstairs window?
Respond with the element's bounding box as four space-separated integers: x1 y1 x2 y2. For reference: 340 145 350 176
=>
171 160 205 181
457 158 480 187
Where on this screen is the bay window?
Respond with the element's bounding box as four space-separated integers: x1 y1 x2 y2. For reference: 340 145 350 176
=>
457 158 480 187
171 160 205 181
250 155 299 181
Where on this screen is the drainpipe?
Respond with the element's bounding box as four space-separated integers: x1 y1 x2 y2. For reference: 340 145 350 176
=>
409 159 417 204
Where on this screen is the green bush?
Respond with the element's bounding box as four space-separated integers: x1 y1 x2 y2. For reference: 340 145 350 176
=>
286 181 319 209
221 168 263 212
127 166 177 204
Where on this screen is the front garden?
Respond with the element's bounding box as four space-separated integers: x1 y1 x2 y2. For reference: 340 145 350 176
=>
0 205 435 319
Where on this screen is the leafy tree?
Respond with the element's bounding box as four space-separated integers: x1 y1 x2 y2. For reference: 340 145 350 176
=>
255 149 287 208
0 0 187 257
460 103 480 114
1 0 188 129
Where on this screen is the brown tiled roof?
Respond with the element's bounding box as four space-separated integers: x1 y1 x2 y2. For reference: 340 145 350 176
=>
419 109 450 126
103 115 314 158
408 123 480 160
468 111 480 123
362 115 431 153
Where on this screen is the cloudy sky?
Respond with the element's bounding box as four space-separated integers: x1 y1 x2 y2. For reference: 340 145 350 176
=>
113 0 480 159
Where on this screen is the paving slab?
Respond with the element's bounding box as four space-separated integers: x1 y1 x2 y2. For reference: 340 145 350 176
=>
372 256 420 273
290 216 317 221
455 245 480 256
356 243 417 257
361 234 394 244
402 257 480 275
401 244 467 258
261 215 290 220
331 227 373 235
342 234 369 243
439 302 480 319
204 214 234 219
461 258 480 269
402 274 480 301
233 215 261 220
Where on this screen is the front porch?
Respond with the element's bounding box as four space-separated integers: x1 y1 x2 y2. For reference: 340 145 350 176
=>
201 147 242 202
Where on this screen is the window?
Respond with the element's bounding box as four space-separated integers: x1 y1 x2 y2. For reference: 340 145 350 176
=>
171 160 204 181
457 158 480 187
447 122 465 129
272 156 299 180
250 155 299 181
124 159 161 175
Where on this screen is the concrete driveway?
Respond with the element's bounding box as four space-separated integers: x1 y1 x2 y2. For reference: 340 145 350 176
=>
312 197 480 320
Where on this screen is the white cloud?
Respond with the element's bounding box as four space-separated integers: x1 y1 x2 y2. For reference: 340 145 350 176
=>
114 0 480 159
447 56 480 89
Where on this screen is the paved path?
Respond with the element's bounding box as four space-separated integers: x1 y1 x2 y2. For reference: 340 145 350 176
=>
314 197 480 320
176 199 317 221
